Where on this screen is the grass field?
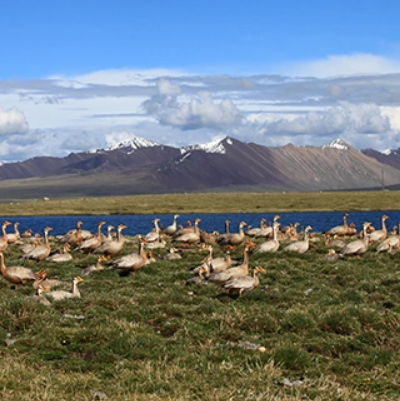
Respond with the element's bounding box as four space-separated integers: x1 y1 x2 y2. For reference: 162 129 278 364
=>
0 192 399 400
2 190 400 216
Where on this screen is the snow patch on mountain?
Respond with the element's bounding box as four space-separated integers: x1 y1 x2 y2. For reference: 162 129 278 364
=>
322 139 349 150
88 135 161 154
180 136 231 155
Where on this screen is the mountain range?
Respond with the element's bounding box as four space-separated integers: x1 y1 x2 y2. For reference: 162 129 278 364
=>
0 135 399 200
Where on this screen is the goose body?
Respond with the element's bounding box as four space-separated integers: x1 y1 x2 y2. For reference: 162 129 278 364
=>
94 224 127 256
46 277 84 301
223 266 266 295
22 227 53 262
284 225 312 254
256 222 280 253
340 222 371 256
0 251 39 289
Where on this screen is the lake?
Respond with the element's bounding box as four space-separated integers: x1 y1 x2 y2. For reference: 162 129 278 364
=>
1 210 399 237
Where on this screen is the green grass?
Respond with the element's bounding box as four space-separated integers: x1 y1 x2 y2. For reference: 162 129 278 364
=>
0 228 399 400
1 190 400 215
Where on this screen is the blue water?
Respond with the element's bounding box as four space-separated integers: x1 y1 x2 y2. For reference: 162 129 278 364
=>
2 210 400 237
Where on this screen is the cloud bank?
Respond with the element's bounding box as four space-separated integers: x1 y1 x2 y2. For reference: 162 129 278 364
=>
1 52 400 161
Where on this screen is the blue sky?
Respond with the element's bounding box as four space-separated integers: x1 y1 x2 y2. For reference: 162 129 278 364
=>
1 0 400 161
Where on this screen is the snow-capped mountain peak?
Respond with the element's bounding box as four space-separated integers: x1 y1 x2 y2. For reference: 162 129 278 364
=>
322 138 349 150
180 136 232 155
89 135 161 154
105 136 161 151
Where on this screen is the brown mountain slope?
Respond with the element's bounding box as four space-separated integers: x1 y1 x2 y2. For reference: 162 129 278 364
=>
0 136 399 200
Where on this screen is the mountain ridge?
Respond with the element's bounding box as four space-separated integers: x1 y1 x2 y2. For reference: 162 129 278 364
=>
0 134 399 199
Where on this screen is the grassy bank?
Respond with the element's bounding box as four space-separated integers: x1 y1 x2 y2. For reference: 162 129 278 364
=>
2 190 400 216
0 226 399 400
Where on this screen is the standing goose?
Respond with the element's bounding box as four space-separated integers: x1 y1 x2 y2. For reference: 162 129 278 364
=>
164 214 180 236
7 222 20 244
216 220 231 244
77 221 106 253
368 215 389 243
256 222 281 253
207 241 255 285
192 245 236 275
219 221 247 246
22 227 53 262
0 251 40 289
60 221 84 246
145 218 162 243
0 221 12 251
340 222 371 257
284 225 313 254
111 236 148 274
94 224 127 257
223 265 266 296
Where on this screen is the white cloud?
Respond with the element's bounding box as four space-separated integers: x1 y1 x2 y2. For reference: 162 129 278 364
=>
0 106 29 136
143 81 244 131
282 53 400 79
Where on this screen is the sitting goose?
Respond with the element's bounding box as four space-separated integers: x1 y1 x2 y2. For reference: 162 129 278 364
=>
284 225 312 254
340 222 371 257
45 277 85 301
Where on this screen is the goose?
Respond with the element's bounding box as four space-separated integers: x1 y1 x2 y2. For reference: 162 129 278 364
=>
7 222 20 244
164 214 180 236
19 234 42 254
46 243 73 263
324 233 346 250
163 247 182 260
216 220 231 244
31 285 51 306
376 231 400 254
0 251 40 289
326 213 349 237
192 245 236 275
173 220 194 238
219 221 247 246
111 236 148 274
0 221 12 251
82 255 108 276
22 226 52 262
145 218 162 242
255 216 280 239
174 218 201 245
324 249 342 262
185 265 210 286
284 225 312 254
256 222 281 253
223 265 266 296
77 221 106 253
368 215 389 243
94 224 127 257
32 270 69 291
60 221 84 246
340 222 371 257
21 228 33 239
206 241 255 285
246 218 267 237
144 232 166 250
45 277 84 301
